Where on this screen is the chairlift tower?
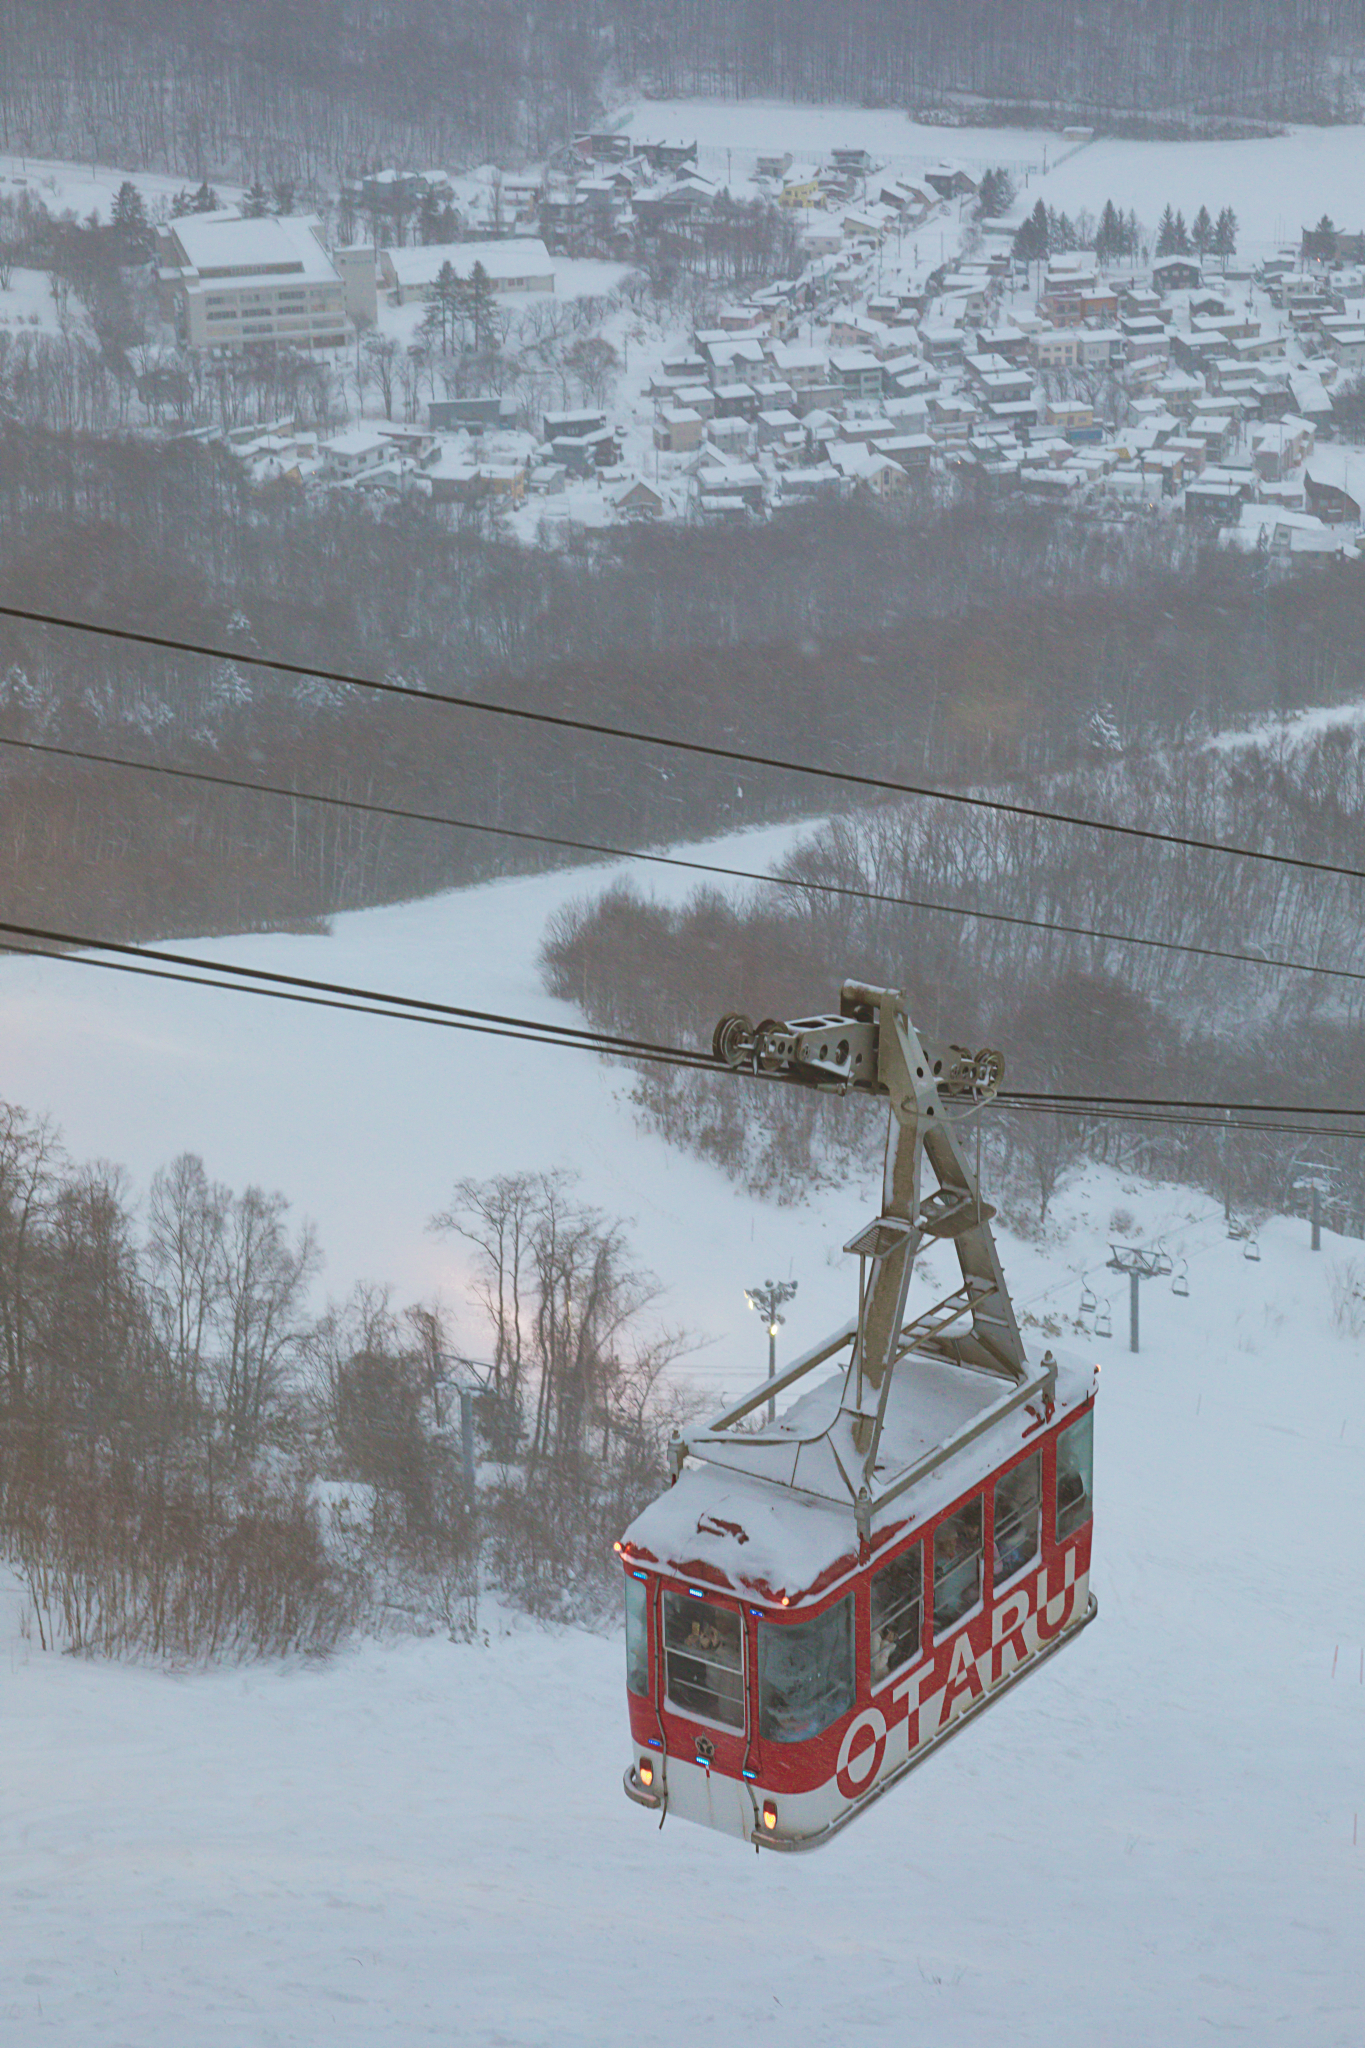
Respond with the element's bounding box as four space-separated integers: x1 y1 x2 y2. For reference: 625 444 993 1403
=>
1106 1243 1172 1354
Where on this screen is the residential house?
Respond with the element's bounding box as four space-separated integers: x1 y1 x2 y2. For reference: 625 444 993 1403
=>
612 478 665 518
320 426 389 477
654 406 705 454
829 348 884 401
1250 415 1316 479
1152 255 1203 292
830 445 910 497
1304 449 1365 522
1030 326 1082 371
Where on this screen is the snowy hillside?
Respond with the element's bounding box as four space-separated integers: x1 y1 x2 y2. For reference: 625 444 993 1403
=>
1 834 1362 2042
3 1190 1361 2044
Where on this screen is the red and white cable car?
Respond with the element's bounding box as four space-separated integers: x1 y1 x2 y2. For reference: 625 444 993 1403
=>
619 982 1097 1852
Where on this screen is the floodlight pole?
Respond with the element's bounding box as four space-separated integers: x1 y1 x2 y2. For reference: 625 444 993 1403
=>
746 1278 799 1424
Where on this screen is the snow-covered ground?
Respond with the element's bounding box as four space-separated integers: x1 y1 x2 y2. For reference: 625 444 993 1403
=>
0 821 851 1380
2 830 1363 2040
611 99 1365 258
0 154 241 222
3 1185 1362 2043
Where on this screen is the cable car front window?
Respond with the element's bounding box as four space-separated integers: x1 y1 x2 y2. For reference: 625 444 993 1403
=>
933 1498 983 1635
625 1574 649 1697
870 1544 921 1684
1056 1408 1094 1539
662 1593 745 1729
993 1454 1042 1586
759 1596 854 1744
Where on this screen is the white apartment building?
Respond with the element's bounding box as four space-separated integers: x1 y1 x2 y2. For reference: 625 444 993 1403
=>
156 214 377 352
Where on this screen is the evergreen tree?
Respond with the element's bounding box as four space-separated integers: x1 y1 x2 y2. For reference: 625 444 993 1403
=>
1126 209 1141 259
1213 206 1239 259
1096 198 1122 265
1306 212 1337 261
1156 204 1179 256
191 181 219 214
1191 204 1213 256
271 178 295 216
467 261 496 352
430 258 463 350
109 181 151 262
243 182 271 218
1173 209 1190 254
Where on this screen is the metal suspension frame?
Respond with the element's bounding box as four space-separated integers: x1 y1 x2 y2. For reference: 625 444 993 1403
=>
669 982 1056 1541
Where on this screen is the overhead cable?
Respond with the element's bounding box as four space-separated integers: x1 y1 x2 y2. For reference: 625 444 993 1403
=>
5 730 1365 993
5 599 1365 884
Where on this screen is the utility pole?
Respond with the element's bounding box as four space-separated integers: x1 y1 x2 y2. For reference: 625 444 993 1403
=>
1106 1244 1171 1355
745 1278 798 1424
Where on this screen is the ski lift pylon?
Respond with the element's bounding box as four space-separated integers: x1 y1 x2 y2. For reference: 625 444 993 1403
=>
619 981 1098 1852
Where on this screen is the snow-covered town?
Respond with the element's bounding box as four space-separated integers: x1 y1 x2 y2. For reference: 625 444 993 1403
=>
6 111 1365 551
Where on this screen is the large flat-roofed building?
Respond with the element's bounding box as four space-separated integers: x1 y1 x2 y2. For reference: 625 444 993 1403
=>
379 239 555 301
156 215 375 351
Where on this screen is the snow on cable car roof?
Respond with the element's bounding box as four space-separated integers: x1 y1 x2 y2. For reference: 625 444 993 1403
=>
624 1345 1096 1607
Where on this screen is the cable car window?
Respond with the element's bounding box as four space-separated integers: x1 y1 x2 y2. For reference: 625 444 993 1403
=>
933 1498 983 1635
993 1454 1042 1586
662 1593 745 1729
1056 1409 1094 1540
625 1575 649 1697
759 1597 854 1744
870 1545 922 1683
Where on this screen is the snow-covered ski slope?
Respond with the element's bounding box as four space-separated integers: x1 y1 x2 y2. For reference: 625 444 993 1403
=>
4 1200 1362 2045
1 840 1362 2043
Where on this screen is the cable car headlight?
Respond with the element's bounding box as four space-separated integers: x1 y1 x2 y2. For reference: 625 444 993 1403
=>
639 1758 654 1789
762 1800 778 1831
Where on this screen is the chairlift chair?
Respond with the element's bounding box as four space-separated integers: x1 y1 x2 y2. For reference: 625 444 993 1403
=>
1172 1258 1190 1299
1095 1297 1113 1340
1078 1281 1098 1330
1244 1232 1261 1263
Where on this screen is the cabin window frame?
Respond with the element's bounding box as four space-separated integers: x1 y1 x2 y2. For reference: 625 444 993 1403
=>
1055 1406 1094 1542
869 1539 924 1692
931 1494 985 1640
624 1572 650 1698
757 1592 856 1746
661 1589 747 1733
992 1451 1043 1591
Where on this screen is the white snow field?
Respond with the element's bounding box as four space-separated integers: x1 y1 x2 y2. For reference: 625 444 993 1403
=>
613 97 1365 257
1 841 1363 2043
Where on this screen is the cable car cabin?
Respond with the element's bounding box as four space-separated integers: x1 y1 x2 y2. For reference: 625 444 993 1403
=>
618 982 1098 1852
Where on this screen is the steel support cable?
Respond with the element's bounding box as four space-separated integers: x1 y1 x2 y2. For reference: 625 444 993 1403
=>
6 598 1365 885
0 916 717 1070
4 915 1365 1137
6 731 1365 995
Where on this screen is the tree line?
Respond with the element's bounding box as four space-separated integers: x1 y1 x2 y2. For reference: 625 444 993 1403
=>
4 423 1365 949
539 727 1365 1232
1 1 1362 192
0 1101 691 1658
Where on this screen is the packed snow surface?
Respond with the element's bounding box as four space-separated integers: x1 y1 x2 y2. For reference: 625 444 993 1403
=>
1 839 1362 2042
3 1198 1363 2044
